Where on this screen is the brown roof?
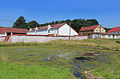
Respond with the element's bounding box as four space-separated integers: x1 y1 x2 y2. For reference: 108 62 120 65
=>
79 25 100 32
37 26 48 30
50 23 66 29
0 27 28 34
31 23 66 31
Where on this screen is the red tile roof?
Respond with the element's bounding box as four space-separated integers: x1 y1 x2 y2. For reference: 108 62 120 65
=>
31 23 66 31
37 26 48 30
50 23 66 29
79 25 100 32
108 26 120 32
0 27 28 34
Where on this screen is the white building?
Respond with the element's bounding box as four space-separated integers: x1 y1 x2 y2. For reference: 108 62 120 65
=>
79 25 120 39
85 32 120 39
27 23 78 36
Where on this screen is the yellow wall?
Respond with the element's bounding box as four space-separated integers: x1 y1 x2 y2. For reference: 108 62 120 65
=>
94 25 106 33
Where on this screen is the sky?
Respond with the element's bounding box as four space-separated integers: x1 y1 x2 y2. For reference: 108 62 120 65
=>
0 0 120 28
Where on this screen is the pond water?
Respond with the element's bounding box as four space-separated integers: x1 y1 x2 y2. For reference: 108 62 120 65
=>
70 55 109 79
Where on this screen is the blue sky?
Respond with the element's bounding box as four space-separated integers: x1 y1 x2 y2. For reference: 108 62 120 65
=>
0 0 120 28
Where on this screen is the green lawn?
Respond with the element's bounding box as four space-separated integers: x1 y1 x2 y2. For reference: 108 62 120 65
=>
0 39 119 79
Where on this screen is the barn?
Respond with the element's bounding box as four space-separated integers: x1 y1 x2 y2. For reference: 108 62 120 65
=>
108 26 120 33
27 23 78 36
79 25 106 36
0 27 28 37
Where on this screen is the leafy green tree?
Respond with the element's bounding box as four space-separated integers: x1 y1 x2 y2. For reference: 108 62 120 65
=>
86 19 99 26
104 28 111 32
27 20 40 29
13 16 27 29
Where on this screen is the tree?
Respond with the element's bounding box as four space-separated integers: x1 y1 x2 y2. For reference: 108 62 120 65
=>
39 18 99 32
27 20 40 29
86 19 99 26
13 16 99 31
104 28 111 32
13 16 27 29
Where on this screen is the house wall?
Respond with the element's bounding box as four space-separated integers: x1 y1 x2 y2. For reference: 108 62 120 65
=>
94 25 106 33
0 33 7 37
101 34 120 39
91 34 120 39
101 34 113 39
92 34 101 39
114 35 120 39
27 29 58 36
59 24 78 36
49 29 58 36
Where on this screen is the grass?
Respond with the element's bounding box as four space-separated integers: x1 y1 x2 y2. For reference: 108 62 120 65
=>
46 39 120 50
91 52 120 79
0 62 74 79
0 39 120 79
0 39 120 50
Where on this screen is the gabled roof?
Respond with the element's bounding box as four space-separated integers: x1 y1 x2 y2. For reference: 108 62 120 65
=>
37 26 49 30
30 23 66 31
79 25 100 32
108 26 120 32
0 27 28 34
50 23 66 29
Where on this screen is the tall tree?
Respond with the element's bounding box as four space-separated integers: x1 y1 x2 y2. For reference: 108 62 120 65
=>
27 20 40 29
13 16 27 29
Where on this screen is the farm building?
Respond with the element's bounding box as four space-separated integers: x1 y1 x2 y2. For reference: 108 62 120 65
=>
83 32 120 39
79 25 106 36
27 23 78 36
100 26 120 39
0 27 28 37
108 26 120 33
79 25 120 39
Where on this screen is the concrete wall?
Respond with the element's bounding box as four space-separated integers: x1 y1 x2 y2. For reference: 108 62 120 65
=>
8 36 88 43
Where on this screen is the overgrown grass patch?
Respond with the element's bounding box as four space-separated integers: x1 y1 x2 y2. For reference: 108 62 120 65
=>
0 39 120 79
46 39 120 50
